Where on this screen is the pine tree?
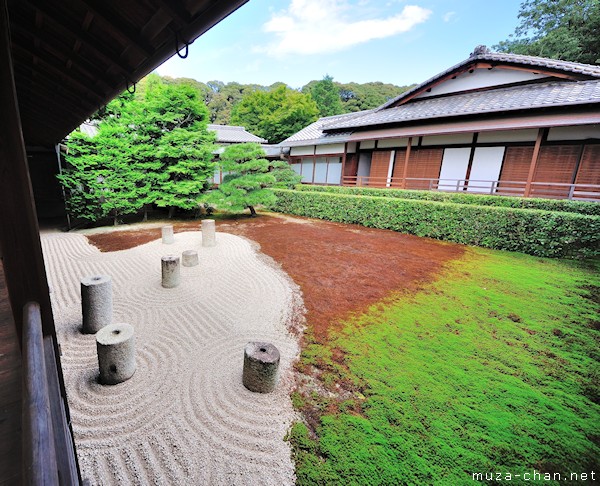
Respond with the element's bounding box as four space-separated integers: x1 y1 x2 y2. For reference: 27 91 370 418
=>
206 143 300 217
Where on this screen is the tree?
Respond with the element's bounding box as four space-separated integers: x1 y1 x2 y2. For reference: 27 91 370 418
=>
60 75 216 223
136 78 216 218
306 75 344 117
206 143 301 216
231 85 319 143
494 0 600 64
59 120 143 225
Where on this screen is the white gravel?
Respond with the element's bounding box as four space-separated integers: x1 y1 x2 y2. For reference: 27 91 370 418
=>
41 229 303 485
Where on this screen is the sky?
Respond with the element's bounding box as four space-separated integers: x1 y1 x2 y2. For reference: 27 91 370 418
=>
156 0 525 89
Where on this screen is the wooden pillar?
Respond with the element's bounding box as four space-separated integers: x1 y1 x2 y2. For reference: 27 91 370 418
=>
524 128 546 198
0 0 55 340
400 137 412 189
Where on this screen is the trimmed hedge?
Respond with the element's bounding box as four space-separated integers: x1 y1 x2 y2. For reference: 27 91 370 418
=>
293 184 600 216
271 189 600 258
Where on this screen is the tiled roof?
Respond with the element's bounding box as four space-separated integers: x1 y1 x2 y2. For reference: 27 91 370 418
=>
279 111 372 146
208 124 267 144
380 47 600 110
324 79 600 131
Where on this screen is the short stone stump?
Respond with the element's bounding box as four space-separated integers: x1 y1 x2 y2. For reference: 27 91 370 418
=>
81 275 112 334
162 225 174 244
161 255 180 288
96 323 136 385
242 342 280 393
182 250 199 267
202 219 216 247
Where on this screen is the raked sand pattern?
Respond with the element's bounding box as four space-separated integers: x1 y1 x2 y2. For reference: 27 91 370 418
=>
41 230 303 485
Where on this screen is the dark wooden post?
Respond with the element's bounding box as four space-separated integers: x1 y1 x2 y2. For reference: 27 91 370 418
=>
523 128 546 198
400 137 412 189
0 0 55 340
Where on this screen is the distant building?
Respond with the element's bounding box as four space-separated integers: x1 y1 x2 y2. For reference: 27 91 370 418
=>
209 124 288 184
280 46 600 201
208 124 267 145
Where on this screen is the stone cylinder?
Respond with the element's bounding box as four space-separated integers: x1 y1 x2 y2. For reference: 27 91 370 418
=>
161 255 180 288
182 250 199 267
242 342 280 393
81 275 112 334
96 323 136 385
201 219 216 247
162 225 174 244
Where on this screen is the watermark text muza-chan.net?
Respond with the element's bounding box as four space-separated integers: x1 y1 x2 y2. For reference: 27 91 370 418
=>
472 470 596 482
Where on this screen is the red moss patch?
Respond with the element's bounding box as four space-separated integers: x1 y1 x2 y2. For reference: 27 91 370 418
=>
86 213 465 342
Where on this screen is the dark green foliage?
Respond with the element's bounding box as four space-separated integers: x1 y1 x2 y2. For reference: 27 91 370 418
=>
494 0 600 64
158 77 412 126
61 75 216 223
270 189 600 258
305 75 344 117
231 86 319 143
289 250 600 485
206 143 300 216
293 184 600 216
60 118 143 225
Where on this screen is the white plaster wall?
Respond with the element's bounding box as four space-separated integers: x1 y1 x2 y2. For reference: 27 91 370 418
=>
378 138 409 148
415 69 549 98
347 142 357 154
478 129 538 143
360 140 376 149
315 143 345 155
290 146 315 156
547 125 600 141
422 133 473 146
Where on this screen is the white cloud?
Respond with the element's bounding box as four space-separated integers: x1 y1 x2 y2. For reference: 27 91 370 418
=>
257 0 432 57
443 11 456 22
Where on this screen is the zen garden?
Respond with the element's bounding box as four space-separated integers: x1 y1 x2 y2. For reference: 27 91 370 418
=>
4 0 599 485
45 67 599 484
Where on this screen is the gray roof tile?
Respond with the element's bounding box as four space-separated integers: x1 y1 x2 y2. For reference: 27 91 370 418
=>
208 124 267 144
324 80 600 131
279 111 372 146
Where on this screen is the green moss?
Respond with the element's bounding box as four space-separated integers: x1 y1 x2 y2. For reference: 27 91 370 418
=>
288 249 600 485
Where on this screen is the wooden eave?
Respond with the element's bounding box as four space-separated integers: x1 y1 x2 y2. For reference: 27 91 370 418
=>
8 0 249 147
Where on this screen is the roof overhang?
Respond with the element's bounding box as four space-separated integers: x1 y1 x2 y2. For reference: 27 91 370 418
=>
346 109 600 141
8 0 248 146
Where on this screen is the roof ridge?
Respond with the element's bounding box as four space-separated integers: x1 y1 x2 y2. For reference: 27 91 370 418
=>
377 46 600 111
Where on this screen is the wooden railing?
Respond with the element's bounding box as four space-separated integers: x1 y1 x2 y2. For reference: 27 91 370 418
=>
341 176 600 201
22 302 79 485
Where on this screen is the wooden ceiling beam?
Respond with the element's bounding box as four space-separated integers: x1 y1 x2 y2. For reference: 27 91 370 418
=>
23 0 132 76
10 23 113 92
149 0 190 27
77 0 154 56
12 43 105 103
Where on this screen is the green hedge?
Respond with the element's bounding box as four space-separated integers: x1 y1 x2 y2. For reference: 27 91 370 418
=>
271 189 600 258
293 185 600 216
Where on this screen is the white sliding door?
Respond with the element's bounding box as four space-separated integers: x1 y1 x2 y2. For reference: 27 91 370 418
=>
439 148 470 191
467 147 505 193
